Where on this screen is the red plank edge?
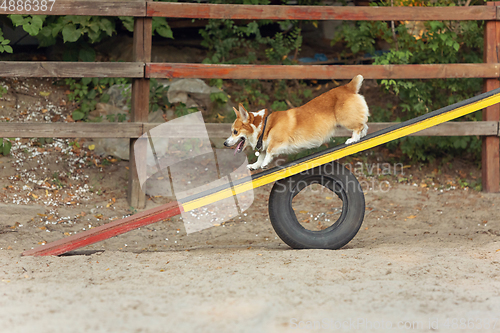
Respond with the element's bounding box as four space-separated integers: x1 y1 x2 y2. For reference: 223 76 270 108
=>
22 201 183 256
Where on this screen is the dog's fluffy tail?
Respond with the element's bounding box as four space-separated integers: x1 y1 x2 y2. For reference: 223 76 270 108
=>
346 75 363 94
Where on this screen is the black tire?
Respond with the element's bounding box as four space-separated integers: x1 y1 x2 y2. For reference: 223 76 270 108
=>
268 161 365 249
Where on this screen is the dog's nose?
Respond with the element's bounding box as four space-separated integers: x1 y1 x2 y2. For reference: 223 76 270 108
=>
223 141 229 147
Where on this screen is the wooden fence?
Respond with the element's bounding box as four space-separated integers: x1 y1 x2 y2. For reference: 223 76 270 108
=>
1 1 499 208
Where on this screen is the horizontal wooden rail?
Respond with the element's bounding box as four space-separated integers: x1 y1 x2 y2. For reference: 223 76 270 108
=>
147 63 500 80
0 122 496 138
1 2 497 21
1 62 498 80
0 62 144 78
196 122 500 138
0 123 143 138
0 0 146 16
147 2 497 21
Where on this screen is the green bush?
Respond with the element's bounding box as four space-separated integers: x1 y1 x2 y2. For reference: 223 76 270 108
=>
199 0 322 111
7 14 172 61
0 29 12 54
333 0 485 162
64 77 130 121
1 0 488 163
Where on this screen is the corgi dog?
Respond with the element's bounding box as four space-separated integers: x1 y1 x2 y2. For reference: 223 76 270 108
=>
224 75 369 170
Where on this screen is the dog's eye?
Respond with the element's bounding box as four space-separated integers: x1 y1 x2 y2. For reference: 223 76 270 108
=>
233 130 238 135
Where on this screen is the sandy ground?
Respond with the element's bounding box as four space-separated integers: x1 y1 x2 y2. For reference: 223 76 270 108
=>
1 180 500 333
1 78 500 332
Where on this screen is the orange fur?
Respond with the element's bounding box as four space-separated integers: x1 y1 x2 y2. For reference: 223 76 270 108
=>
224 75 370 170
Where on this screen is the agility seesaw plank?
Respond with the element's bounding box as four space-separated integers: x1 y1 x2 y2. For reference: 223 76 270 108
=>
22 87 500 256
22 202 182 256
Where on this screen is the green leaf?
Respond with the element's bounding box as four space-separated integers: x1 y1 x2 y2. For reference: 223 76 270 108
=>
79 47 96 62
303 89 312 98
88 22 100 33
81 102 91 113
37 26 51 39
30 15 44 32
210 91 228 103
71 16 90 26
87 90 96 99
81 77 92 85
98 19 114 36
152 17 173 39
119 17 134 32
52 22 64 37
439 33 448 41
87 29 101 43
72 110 85 121
156 25 173 39
62 24 82 43
100 93 110 103
3 139 11 156
9 15 26 27
23 23 38 36
428 21 442 32
3 45 12 53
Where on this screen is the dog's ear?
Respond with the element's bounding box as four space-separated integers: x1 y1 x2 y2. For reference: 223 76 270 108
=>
233 106 240 118
238 104 249 122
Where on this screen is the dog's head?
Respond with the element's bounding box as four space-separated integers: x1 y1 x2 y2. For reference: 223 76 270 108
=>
224 104 252 154
224 104 268 154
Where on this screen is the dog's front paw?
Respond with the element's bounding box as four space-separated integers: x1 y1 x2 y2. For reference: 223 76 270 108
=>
247 163 260 171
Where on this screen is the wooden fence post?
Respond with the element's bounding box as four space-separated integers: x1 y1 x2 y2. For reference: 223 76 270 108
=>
482 1 500 193
128 17 152 209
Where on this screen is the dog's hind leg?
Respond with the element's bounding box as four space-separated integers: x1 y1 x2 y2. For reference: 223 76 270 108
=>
345 123 366 145
345 131 361 145
360 124 368 138
340 94 369 145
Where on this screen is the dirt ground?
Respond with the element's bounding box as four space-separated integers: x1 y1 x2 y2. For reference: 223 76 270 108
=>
2 182 500 333
1 78 500 332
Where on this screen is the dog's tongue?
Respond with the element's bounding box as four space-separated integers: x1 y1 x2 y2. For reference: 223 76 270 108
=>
235 140 244 155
